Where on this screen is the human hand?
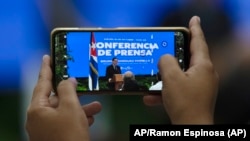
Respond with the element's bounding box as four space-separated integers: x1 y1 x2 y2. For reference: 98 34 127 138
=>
108 78 112 82
143 16 219 124
49 94 102 126
25 55 102 141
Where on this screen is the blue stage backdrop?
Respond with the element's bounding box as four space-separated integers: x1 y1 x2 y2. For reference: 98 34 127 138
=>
66 31 175 78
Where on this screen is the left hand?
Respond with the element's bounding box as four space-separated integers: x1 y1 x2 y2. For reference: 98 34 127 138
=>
25 55 102 141
49 94 102 126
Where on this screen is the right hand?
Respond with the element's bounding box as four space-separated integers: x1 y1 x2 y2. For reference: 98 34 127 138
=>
143 16 219 124
108 78 112 82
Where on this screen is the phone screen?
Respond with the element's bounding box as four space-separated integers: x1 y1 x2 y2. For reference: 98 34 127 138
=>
52 28 189 94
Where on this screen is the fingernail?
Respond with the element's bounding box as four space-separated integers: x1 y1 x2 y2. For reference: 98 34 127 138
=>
196 16 201 23
43 54 49 61
68 77 77 87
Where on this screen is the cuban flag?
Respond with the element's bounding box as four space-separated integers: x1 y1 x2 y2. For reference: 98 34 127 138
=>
88 32 99 91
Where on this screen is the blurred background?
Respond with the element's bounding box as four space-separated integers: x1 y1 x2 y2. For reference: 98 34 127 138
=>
0 0 249 141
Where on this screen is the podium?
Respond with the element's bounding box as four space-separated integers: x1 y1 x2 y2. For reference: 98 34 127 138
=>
112 74 123 90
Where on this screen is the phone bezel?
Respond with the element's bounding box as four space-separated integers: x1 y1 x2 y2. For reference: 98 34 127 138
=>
50 27 190 95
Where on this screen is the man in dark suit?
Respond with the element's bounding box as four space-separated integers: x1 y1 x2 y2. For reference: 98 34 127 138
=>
105 57 121 90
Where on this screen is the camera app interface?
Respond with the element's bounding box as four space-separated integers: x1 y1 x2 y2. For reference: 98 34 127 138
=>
54 30 186 93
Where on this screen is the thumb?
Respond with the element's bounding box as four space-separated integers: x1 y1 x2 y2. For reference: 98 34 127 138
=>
56 78 80 109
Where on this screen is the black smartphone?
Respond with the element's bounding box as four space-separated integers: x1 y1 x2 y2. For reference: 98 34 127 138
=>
51 27 190 95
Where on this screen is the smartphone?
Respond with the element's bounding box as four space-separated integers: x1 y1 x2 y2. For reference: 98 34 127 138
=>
51 27 190 95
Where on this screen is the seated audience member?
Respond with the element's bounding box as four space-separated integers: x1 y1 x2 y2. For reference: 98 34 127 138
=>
122 71 140 91
149 72 162 90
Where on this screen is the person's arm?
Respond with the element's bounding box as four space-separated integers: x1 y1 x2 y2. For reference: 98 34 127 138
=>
117 66 122 74
143 16 219 124
25 55 102 141
106 66 112 82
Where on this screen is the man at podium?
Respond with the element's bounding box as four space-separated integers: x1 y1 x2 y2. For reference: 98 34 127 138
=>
105 57 122 90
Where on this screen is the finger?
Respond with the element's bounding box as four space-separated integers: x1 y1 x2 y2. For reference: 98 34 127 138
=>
87 116 95 126
57 78 80 109
189 16 210 67
158 54 184 83
49 93 59 108
32 55 53 107
82 101 102 117
143 95 162 106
